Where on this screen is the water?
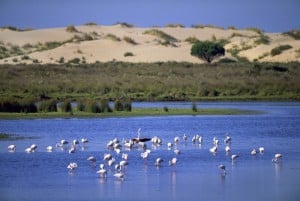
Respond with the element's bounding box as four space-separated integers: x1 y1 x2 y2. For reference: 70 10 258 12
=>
0 102 300 201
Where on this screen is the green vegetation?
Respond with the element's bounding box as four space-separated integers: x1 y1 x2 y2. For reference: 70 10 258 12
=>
254 34 270 45
0 107 260 119
191 41 225 63
66 25 79 33
283 30 300 40
0 61 299 102
1 26 33 32
143 29 179 45
124 52 134 57
123 36 137 45
105 33 121 42
165 24 185 28
0 133 37 140
270 45 293 56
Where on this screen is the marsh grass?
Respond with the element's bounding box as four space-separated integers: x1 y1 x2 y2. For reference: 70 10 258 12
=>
271 45 293 56
0 62 299 101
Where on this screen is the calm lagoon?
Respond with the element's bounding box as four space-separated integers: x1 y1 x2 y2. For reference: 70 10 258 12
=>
0 102 300 201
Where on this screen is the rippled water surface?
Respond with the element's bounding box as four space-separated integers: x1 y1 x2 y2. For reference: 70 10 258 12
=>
0 102 300 201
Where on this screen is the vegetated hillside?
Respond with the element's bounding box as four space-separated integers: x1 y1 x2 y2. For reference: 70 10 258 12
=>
0 24 300 64
0 62 299 101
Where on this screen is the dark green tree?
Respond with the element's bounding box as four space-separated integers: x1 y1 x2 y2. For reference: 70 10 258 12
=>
191 41 225 63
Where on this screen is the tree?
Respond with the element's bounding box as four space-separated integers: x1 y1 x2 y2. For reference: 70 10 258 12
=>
191 40 225 63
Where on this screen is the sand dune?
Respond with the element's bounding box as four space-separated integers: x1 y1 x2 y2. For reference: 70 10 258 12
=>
0 24 299 64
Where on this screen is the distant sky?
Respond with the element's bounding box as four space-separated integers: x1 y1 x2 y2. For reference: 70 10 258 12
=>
0 0 299 32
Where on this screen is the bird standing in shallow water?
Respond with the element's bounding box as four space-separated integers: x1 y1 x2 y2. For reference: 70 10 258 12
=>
218 164 226 175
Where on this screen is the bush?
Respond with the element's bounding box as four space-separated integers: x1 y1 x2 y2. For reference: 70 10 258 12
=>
66 25 78 33
100 99 112 112
114 99 124 111
254 34 270 45
60 100 72 112
123 36 137 45
283 30 300 40
124 52 134 57
270 45 293 56
84 100 101 113
0 98 21 112
38 100 57 112
192 102 197 112
163 106 169 112
76 101 85 111
124 101 132 112
191 40 225 63
19 99 38 113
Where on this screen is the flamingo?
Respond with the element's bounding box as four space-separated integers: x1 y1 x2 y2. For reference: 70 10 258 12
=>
182 133 188 141
272 153 283 162
114 172 124 180
155 158 164 167
259 147 265 154
96 164 107 177
7 145 16 152
30 144 37 151
167 142 173 149
122 153 128 160
213 137 219 146
174 149 181 155
141 151 150 160
67 162 78 170
174 136 180 143
225 145 231 153
87 156 96 162
103 153 112 161
218 164 226 175
46 146 53 152
251 149 257 156
81 138 88 143
209 146 218 154
224 133 231 144
231 154 239 161
169 157 177 166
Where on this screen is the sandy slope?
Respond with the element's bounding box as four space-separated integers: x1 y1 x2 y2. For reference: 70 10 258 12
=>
0 24 299 64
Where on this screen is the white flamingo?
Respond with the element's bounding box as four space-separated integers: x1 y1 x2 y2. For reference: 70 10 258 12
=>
218 164 226 175
67 162 78 170
96 164 107 177
8 145 16 152
259 147 265 154
209 146 218 154
114 172 124 180
155 158 164 167
174 149 181 155
46 146 53 152
225 145 230 153
231 154 239 161
272 153 283 162
87 156 96 162
169 157 177 166
251 149 257 155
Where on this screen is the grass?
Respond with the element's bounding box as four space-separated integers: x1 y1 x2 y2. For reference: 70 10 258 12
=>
0 61 299 101
0 133 37 140
270 45 293 56
0 107 260 119
143 29 179 43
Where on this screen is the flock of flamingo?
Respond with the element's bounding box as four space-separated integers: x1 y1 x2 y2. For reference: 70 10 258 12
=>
6 128 283 180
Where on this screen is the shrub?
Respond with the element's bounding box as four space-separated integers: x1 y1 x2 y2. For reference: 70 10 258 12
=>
21 55 30 60
19 99 37 113
143 29 178 43
84 22 97 26
66 25 78 33
185 36 199 44
123 36 137 45
0 98 21 112
84 100 101 113
191 40 225 63
68 57 81 64
254 34 270 45
58 57 65 63
100 99 112 112
114 99 124 111
124 101 132 112
165 24 185 28
76 101 85 111
116 22 134 28
192 102 197 112
163 106 169 112
38 100 57 112
270 45 293 56
283 30 300 40
60 100 72 112
124 52 134 57
105 34 121 42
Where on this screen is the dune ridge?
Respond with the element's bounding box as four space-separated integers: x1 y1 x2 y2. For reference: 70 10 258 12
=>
1 24 299 64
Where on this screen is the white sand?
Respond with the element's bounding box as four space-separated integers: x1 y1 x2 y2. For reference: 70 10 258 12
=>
0 25 299 64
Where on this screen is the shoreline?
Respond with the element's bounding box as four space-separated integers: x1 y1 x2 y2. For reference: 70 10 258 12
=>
0 108 261 120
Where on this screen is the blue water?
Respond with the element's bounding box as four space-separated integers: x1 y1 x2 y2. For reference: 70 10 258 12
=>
0 102 300 201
